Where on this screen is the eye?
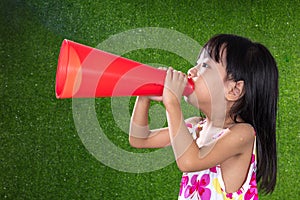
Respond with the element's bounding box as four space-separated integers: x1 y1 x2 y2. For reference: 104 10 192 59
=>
194 62 209 76
202 63 209 68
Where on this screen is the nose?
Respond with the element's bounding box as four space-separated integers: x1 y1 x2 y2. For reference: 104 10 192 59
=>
188 67 198 78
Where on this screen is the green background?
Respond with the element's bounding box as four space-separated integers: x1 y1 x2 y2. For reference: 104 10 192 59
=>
1 0 299 199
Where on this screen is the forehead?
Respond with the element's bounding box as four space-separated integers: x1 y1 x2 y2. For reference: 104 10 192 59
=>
197 47 227 66
196 48 211 64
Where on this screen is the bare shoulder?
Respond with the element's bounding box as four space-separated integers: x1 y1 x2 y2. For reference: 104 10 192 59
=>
228 123 255 137
222 123 255 151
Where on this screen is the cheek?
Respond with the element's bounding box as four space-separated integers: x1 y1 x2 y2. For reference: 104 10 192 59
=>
194 77 211 101
188 73 226 106
201 71 226 98
185 77 210 106
184 92 201 109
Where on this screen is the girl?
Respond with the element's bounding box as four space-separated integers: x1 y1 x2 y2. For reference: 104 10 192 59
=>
129 34 278 199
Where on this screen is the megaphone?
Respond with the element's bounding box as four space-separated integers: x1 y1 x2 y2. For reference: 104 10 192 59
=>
55 39 194 98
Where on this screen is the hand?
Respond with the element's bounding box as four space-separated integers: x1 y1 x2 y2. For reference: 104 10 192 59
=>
148 96 163 102
143 67 167 102
163 67 188 109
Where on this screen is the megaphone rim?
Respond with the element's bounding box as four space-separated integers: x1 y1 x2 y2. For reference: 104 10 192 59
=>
55 39 68 98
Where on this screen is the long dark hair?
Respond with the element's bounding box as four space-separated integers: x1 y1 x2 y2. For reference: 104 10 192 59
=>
203 34 278 194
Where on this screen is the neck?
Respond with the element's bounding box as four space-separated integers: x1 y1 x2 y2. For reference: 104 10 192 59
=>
202 110 236 129
199 99 239 129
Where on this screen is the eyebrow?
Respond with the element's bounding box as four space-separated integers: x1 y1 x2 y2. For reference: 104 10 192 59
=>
196 56 210 65
195 60 211 70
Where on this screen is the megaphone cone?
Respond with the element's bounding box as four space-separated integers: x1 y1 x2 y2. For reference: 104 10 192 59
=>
55 39 194 98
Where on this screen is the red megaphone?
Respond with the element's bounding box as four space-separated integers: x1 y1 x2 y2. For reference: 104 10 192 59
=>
55 39 194 98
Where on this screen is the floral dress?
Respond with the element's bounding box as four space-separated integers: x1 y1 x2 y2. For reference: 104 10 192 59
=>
178 121 258 200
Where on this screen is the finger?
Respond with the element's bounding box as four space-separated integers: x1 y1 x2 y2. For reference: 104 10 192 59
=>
158 66 168 71
172 69 181 80
149 96 163 102
166 67 173 80
173 70 186 80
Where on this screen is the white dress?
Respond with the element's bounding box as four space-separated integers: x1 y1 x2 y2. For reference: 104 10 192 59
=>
178 121 258 200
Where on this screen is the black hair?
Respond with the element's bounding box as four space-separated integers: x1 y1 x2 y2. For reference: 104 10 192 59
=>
203 34 278 194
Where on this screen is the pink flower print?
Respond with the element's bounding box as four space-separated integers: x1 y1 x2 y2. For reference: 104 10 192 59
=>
186 123 193 129
251 154 255 164
198 174 211 200
236 189 243 195
183 174 211 199
226 193 233 199
209 166 217 173
244 172 258 200
179 175 189 196
184 174 198 198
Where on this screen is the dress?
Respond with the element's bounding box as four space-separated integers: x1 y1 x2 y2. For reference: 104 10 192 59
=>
178 121 258 200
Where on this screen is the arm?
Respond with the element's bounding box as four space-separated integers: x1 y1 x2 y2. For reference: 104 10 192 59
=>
162 68 200 171
162 68 255 172
129 96 171 148
167 105 254 172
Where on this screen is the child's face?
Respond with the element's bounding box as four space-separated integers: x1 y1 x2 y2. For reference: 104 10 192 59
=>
185 49 228 118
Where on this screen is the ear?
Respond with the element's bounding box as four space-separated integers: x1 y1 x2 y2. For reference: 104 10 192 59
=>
225 80 245 101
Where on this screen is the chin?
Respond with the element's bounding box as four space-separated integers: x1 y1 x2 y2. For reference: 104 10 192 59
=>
184 92 199 108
